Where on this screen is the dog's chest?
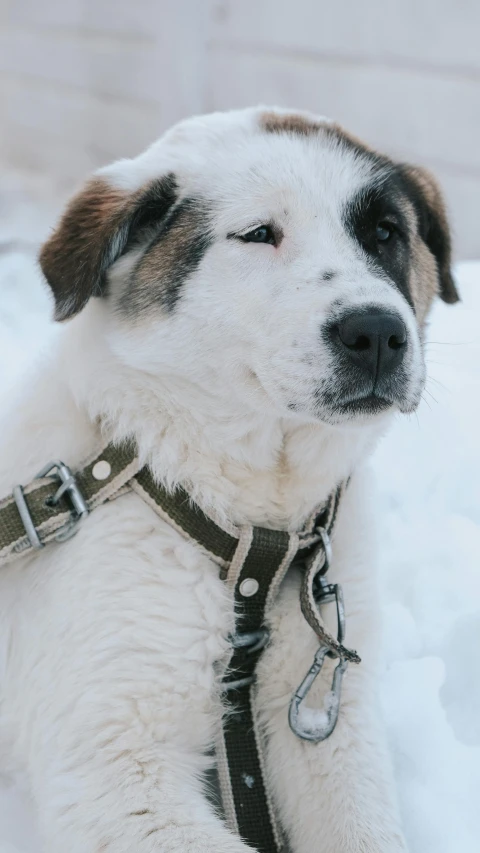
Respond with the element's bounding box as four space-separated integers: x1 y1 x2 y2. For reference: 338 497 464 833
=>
1 490 235 756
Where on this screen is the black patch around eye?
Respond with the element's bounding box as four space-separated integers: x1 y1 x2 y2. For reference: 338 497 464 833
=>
343 182 414 308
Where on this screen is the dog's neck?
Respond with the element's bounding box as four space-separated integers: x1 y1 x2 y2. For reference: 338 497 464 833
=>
64 306 386 530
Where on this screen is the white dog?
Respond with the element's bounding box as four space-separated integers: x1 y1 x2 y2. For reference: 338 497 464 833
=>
0 107 458 853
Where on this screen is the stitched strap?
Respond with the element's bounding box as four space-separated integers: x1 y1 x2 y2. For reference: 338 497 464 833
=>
0 444 357 662
218 527 299 853
131 468 238 568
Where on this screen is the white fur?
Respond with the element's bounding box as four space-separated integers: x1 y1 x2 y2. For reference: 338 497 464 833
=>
0 107 429 852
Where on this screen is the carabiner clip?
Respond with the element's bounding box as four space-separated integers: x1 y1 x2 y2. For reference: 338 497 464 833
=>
288 650 347 741
289 581 348 742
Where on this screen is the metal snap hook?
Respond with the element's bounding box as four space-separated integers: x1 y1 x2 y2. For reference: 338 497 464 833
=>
288 650 347 742
289 581 348 742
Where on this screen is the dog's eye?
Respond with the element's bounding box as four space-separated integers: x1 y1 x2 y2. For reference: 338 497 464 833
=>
241 225 276 246
376 222 395 242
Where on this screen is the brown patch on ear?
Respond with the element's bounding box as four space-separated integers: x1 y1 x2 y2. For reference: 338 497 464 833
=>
40 179 126 321
260 111 327 136
389 194 438 323
398 165 459 305
39 173 177 321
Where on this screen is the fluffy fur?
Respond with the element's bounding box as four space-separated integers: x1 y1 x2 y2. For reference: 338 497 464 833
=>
0 106 457 852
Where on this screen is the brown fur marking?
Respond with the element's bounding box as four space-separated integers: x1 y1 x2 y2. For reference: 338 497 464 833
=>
409 237 440 324
39 179 127 321
394 195 438 322
260 111 328 136
401 164 459 305
120 199 213 317
261 111 384 164
39 174 178 322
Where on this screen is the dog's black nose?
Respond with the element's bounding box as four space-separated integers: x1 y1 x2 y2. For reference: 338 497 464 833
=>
337 311 407 378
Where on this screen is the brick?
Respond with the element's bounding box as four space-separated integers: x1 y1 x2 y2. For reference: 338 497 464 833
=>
0 0 207 111
1 79 168 171
211 0 480 72
434 169 480 260
10 0 206 45
10 0 162 39
0 29 200 112
0 0 11 23
208 47 480 173
9 0 83 29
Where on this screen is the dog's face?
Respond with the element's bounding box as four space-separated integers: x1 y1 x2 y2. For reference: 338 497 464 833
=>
40 108 458 428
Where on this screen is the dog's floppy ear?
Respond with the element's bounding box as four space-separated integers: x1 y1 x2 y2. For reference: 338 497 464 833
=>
397 164 459 304
40 173 178 321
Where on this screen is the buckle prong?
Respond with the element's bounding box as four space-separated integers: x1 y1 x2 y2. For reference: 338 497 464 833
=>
13 461 89 550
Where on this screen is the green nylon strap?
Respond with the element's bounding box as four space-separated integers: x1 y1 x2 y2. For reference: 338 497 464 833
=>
220 527 294 852
134 466 238 565
0 441 242 568
233 527 292 634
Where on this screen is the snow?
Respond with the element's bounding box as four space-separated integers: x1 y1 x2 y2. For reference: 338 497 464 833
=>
374 259 480 853
1 175 479 853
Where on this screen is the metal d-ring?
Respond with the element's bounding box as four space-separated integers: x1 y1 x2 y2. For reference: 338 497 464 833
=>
222 628 270 692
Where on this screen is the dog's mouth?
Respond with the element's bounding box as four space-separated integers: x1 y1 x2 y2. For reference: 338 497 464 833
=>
314 359 422 421
314 377 420 423
334 392 394 416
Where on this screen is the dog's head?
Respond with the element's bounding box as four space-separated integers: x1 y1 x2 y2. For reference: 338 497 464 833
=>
40 107 458 427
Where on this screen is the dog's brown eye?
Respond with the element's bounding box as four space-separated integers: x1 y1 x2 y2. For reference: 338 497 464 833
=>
242 225 276 246
376 222 394 242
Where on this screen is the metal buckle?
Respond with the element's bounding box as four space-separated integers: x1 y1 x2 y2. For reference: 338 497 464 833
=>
288 582 347 742
13 461 89 550
222 628 270 692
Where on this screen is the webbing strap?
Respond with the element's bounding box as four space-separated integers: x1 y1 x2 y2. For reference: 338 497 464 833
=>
219 528 297 852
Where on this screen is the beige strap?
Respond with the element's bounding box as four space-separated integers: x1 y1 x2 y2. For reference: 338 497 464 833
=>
0 442 358 665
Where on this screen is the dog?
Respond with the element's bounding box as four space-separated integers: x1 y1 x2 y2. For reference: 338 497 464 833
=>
0 106 458 853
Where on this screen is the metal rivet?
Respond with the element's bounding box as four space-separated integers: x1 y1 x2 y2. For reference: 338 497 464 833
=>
92 460 112 481
239 578 259 597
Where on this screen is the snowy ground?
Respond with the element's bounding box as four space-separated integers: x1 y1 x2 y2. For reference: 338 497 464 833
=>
0 173 479 853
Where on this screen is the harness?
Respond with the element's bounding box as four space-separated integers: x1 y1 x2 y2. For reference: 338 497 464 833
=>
0 442 360 853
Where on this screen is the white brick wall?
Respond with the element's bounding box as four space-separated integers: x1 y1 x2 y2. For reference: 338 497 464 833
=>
0 0 479 257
